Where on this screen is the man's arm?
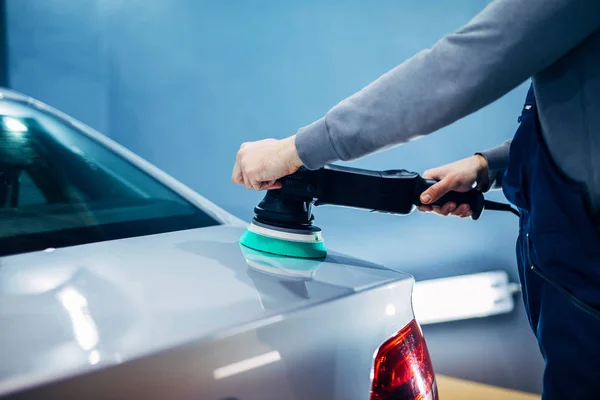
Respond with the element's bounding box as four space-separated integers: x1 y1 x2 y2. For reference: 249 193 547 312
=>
477 140 512 191
295 0 600 170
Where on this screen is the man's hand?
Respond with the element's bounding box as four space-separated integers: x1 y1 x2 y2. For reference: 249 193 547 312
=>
232 135 303 190
418 155 489 218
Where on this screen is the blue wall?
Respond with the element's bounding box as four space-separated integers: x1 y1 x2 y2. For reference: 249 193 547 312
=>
6 0 542 392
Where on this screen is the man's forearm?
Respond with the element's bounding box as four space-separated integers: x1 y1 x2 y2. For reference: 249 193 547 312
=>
294 0 600 170
478 140 511 191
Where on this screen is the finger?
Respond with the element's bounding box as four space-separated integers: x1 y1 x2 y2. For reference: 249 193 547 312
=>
431 206 445 216
453 204 471 216
440 202 456 216
232 162 243 184
418 205 433 212
421 176 454 204
245 167 265 191
264 181 282 190
422 167 444 181
251 173 269 190
242 172 253 190
250 178 263 191
460 210 473 218
257 180 273 190
258 180 279 191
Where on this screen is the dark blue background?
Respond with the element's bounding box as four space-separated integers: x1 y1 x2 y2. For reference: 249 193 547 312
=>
5 0 543 393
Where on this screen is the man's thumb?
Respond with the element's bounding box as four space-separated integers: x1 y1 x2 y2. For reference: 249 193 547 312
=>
420 178 452 204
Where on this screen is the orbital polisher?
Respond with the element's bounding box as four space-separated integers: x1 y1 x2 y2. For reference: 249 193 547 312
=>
239 164 517 259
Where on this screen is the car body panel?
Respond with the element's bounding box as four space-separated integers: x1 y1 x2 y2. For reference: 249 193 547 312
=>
0 225 415 398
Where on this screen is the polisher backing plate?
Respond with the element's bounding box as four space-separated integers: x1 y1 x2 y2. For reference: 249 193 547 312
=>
239 221 327 259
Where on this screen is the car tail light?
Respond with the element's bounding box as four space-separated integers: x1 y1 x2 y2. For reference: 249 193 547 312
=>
370 319 438 400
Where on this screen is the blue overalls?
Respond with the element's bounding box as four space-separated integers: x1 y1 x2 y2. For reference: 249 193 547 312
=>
502 84 600 399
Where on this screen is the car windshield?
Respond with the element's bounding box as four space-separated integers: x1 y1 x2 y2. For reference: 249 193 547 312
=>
0 98 220 257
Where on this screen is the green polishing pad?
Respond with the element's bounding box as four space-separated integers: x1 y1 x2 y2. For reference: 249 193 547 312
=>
240 227 327 259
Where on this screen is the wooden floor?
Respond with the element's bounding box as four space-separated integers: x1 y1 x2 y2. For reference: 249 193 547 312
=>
436 375 540 400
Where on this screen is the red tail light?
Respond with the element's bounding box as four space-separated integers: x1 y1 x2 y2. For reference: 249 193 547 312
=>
370 319 438 400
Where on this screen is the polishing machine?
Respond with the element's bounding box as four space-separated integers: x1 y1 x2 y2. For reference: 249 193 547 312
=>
240 164 517 259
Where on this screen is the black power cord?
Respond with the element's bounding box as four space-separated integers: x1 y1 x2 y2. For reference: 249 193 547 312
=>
484 200 520 217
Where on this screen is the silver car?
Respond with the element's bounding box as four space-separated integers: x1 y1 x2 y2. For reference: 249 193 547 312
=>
0 89 438 400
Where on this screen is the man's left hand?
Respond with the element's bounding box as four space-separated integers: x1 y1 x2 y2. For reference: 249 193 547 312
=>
418 155 489 218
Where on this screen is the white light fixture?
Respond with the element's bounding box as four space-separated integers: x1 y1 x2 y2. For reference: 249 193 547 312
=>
412 270 520 325
213 351 281 380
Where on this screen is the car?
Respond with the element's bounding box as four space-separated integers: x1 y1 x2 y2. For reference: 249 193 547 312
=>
0 88 438 400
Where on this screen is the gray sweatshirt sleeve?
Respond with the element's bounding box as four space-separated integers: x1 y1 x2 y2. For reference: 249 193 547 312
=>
294 0 600 170
477 140 511 192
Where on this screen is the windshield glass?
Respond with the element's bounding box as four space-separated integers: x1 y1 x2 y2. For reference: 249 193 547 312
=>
0 98 220 256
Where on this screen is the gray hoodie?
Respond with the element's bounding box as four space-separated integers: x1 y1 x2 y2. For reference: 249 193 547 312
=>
294 0 600 213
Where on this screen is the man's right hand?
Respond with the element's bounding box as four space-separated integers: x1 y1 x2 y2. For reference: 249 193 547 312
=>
232 135 303 191
418 155 489 218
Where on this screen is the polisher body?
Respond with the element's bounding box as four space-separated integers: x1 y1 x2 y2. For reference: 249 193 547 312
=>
239 164 488 259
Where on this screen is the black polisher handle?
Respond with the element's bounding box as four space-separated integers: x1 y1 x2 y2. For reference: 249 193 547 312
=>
416 178 485 220
280 165 486 219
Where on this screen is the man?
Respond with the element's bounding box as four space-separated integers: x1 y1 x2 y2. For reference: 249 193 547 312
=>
231 1 600 398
